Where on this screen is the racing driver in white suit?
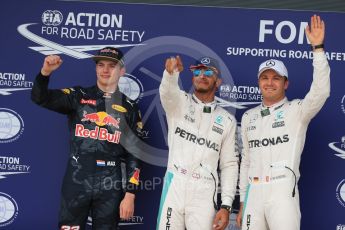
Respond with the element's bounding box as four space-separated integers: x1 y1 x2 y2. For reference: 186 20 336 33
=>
237 15 330 230
156 56 238 230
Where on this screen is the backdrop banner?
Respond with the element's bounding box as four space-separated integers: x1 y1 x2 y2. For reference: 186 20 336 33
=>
0 1 344 229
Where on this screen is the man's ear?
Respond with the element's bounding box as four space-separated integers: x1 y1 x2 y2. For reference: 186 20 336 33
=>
216 78 222 88
120 66 126 76
284 79 289 90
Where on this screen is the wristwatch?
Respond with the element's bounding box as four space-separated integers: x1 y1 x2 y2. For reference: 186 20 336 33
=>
311 44 324 50
220 205 232 213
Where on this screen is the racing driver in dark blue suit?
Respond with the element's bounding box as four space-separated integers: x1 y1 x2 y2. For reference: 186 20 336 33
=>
31 47 142 230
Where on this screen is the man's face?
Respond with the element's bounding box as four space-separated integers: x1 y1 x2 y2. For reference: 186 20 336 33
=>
258 69 289 104
191 68 220 93
95 60 125 90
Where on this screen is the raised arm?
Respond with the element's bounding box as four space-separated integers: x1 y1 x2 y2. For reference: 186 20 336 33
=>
159 56 186 115
300 15 330 121
31 55 75 114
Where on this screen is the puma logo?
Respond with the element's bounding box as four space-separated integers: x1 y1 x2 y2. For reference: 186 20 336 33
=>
72 156 79 163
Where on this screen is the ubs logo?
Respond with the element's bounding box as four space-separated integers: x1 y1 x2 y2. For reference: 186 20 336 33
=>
0 192 19 227
118 73 144 102
336 179 345 208
0 108 24 143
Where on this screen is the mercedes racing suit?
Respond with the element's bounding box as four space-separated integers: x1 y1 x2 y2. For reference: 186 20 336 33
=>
31 72 142 230
156 70 238 230
239 51 330 230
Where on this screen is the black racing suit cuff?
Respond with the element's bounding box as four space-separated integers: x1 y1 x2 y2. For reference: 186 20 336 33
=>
38 70 51 78
36 71 51 83
125 183 139 194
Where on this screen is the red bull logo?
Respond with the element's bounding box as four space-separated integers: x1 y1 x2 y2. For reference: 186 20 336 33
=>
75 124 121 144
81 111 120 128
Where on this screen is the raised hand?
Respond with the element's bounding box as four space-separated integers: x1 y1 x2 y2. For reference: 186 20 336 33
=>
305 14 325 47
41 55 63 76
165 55 184 75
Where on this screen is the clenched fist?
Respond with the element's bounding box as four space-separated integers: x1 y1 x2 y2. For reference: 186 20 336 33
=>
165 55 183 75
41 55 63 76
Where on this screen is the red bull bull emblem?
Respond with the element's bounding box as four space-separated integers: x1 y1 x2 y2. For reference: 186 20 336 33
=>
102 115 120 128
81 111 120 128
81 112 100 122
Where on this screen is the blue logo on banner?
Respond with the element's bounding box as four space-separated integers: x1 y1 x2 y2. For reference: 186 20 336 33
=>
328 136 345 159
118 73 144 102
0 192 19 227
0 108 24 143
337 224 345 230
336 179 345 208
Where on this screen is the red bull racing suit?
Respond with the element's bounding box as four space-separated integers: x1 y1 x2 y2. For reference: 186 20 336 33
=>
31 72 142 230
239 52 330 230
156 70 239 230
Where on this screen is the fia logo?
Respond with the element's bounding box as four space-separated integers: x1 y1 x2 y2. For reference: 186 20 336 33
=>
42 10 63 26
